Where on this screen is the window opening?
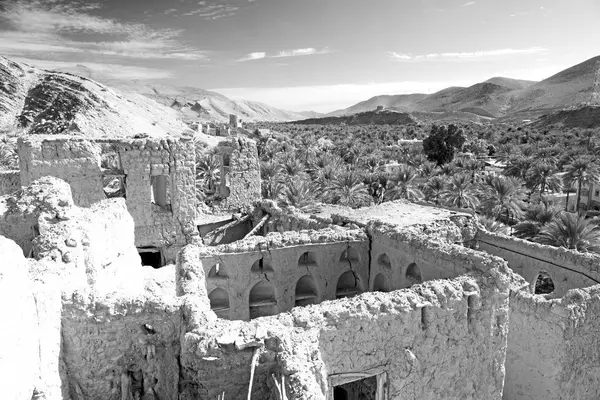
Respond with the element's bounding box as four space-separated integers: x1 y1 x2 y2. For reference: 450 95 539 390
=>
534 271 555 294
138 247 163 269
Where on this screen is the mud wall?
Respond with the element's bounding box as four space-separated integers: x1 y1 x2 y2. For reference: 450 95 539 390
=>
477 231 600 297
0 169 21 195
217 137 261 210
504 286 600 400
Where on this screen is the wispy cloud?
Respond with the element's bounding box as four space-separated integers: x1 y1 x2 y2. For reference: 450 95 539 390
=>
182 2 240 19
462 1 476 6
388 47 547 62
237 52 266 62
0 0 208 62
238 47 330 62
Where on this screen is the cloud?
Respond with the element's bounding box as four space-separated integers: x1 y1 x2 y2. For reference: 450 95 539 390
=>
12 57 173 80
212 80 478 113
388 47 547 61
237 48 330 62
182 3 240 19
462 1 476 6
237 52 266 62
0 0 208 62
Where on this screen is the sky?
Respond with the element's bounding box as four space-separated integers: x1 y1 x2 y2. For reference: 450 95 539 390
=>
1 0 600 113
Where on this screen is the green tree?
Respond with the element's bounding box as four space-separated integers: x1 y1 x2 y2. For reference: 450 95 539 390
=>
385 166 424 201
478 175 527 221
563 156 600 213
536 213 600 253
324 171 372 208
422 124 466 165
441 174 479 210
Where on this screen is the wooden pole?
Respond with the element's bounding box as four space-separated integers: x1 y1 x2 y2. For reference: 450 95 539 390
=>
244 214 270 239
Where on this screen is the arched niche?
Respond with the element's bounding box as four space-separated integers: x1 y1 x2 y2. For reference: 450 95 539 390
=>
295 275 319 306
336 270 363 299
251 257 274 274
373 273 390 292
249 280 278 319
378 253 391 269
208 262 228 278
533 271 555 295
405 262 422 286
339 246 360 263
208 288 230 319
333 387 348 400
298 251 318 267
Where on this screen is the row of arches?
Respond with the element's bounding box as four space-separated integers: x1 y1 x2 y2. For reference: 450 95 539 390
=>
208 270 367 319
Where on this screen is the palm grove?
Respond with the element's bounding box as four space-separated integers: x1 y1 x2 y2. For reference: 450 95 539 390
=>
194 122 600 254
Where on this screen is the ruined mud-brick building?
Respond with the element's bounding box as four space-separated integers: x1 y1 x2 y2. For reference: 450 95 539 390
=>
3 136 600 399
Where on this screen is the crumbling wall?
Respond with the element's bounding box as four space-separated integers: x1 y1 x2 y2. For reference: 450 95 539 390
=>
477 230 600 297
0 169 21 195
60 295 181 400
218 137 261 210
193 227 370 320
504 286 600 400
18 138 105 206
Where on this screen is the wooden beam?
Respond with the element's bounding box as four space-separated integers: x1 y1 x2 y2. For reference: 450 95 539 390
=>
243 214 269 239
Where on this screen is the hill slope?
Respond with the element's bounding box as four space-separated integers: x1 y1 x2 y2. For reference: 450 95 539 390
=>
0 56 189 138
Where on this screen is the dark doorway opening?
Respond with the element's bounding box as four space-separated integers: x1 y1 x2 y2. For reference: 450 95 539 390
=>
138 247 163 269
334 375 377 400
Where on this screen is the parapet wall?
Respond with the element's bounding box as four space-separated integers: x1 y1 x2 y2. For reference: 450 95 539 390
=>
504 286 600 400
477 230 600 296
0 169 21 195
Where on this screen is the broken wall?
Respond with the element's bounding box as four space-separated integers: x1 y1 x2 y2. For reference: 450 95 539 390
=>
217 137 261 210
0 169 21 195
477 230 600 297
504 286 600 400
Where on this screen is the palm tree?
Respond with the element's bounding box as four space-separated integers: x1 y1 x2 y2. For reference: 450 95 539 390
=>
260 161 282 200
536 213 600 253
279 180 318 212
385 166 424 201
423 176 446 205
504 155 533 181
563 156 600 213
0 139 18 170
478 175 527 221
478 215 510 235
527 163 563 195
441 173 479 210
196 154 221 194
513 202 561 239
324 171 372 208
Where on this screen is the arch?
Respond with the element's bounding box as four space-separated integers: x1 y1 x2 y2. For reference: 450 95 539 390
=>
249 280 278 319
405 262 422 285
208 288 230 318
336 271 363 299
533 271 555 294
378 253 391 269
298 251 317 267
333 387 348 400
295 275 319 306
251 257 274 274
339 246 360 263
208 262 228 278
372 273 389 292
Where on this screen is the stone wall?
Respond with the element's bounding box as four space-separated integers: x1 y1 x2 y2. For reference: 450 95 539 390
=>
477 230 600 297
217 137 261 210
17 136 198 260
504 286 600 400
0 169 21 195
188 227 370 320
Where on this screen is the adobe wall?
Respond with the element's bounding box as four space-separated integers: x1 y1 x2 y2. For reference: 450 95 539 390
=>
0 169 21 195
217 137 261 210
176 239 523 399
477 230 600 297
17 136 198 260
190 227 370 320
504 286 600 400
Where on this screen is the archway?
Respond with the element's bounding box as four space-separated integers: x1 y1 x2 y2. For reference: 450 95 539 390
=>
333 387 348 400
405 262 422 286
249 280 278 319
373 273 389 292
340 246 360 264
378 253 391 269
298 251 317 267
295 275 319 306
336 271 363 299
208 288 230 318
533 271 555 294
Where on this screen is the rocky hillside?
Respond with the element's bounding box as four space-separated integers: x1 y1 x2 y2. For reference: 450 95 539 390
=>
533 106 600 129
293 109 418 125
47 64 319 123
0 56 189 138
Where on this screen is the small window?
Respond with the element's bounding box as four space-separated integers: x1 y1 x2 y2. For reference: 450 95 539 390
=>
138 247 163 269
595 189 599 197
405 263 422 286
534 271 555 294
378 253 391 269
103 175 126 199
339 247 360 263
298 251 317 267
222 154 230 167
151 175 170 209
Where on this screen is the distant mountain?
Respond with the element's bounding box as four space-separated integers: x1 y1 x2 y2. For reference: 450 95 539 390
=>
49 64 319 123
533 106 600 129
330 55 600 121
0 56 188 137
